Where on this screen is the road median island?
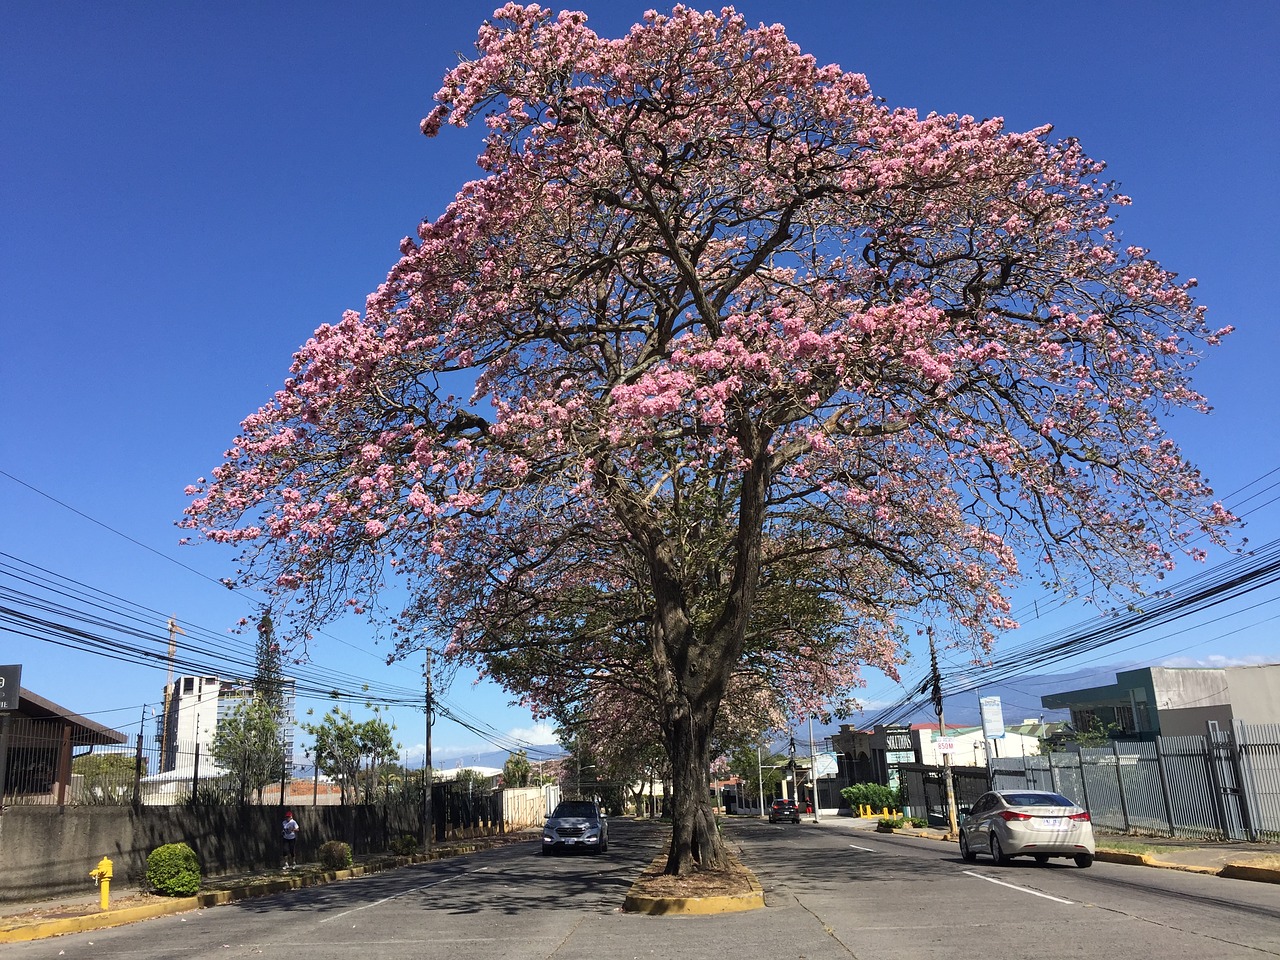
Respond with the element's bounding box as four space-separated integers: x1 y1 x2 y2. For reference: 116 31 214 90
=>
623 852 765 916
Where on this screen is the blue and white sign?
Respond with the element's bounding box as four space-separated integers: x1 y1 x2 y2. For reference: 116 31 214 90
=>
980 696 1005 739
813 752 839 778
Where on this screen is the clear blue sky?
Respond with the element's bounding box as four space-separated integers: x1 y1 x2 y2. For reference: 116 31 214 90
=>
3 2 1277 759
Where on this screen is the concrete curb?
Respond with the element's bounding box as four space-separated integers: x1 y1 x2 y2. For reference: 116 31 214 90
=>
622 854 765 916
1220 863 1280 884
886 826 1280 884
0 843 493 944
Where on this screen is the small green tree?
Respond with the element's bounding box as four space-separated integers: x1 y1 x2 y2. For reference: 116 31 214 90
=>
727 746 785 807
72 752 141 803
454 766 492 794
1045 716 1123 752
303 702 398 803
211 696 286 803
503 749 532 788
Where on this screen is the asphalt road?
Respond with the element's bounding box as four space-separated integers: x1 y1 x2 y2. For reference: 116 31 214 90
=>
732 817 1280 959
7 818 1278 960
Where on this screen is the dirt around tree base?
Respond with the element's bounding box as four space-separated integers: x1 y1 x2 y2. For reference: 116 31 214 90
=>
628 855 758 899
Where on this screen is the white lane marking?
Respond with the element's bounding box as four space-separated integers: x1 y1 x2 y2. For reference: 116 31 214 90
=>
319 867 488 923
848 844 877 852
962 870 1074 904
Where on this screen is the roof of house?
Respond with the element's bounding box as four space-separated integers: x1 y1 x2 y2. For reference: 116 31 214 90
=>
13 688 129 745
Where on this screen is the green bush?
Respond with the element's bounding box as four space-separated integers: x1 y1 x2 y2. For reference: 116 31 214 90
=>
840 782 902 811
146 842 201 896
390 834 419 856
878 816 906 830
906 816 927 828
318 840 353 869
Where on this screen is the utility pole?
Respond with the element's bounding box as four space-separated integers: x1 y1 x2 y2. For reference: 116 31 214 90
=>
930 628 959 837
422 648 434 851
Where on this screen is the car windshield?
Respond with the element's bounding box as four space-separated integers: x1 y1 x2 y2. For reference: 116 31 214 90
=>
551 801 599 818
1002 792 1073 807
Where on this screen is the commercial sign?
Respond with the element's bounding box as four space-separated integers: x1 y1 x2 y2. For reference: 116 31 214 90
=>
980 696 1006 739
937 736 956 754
0 664 21 712
813 752 839 778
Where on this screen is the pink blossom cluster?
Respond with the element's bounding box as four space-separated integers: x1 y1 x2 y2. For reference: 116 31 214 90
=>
183 6 1234 772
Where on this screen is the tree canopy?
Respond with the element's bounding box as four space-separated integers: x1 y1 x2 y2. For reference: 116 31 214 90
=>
210 696 286 803
184 5 1233 873
302 704 398 804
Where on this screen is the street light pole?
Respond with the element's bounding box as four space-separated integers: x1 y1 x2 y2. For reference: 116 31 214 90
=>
807 717 820 822
756 744 765 819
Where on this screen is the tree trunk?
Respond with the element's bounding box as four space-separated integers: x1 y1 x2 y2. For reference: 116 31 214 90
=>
664 703 730 874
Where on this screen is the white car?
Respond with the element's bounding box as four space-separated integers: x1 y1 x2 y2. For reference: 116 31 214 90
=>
959 789 1095 867
542 800 609 855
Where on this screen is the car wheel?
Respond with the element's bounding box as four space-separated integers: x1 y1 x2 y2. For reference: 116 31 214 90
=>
1074 853 1094 868
959 832 976 862
1034 854 1049 865
541 847 552 856
990 834 1010 865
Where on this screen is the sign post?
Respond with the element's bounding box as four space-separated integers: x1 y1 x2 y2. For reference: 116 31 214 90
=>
0 664 21 812
980 695 1005 779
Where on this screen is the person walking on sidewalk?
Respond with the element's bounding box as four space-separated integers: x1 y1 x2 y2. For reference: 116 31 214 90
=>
281 810 300 870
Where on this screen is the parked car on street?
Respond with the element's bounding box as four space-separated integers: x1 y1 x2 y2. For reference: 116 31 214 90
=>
542 800 609 855
769 798 800 823
958 790 1095 867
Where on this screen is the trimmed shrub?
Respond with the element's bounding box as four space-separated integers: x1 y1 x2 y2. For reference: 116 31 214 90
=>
318 840 353 870
146 842 201 896
906 816 927 828
840 782 902 811
390 834 419 857
877 816 906 831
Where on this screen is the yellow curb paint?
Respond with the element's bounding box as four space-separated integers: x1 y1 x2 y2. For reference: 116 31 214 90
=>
0 897 201 944
622 855 766 916
1220 864 1280 884
1094 850 1148 866
1141 857 1222 876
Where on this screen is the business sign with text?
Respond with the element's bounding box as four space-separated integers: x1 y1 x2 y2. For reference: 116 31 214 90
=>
0 664 21 712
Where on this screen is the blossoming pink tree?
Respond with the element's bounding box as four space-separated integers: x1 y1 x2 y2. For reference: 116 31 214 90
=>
184 5 1234 875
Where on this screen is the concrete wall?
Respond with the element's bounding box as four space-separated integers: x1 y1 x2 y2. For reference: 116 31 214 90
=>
0 803 420 904
1151 667 1231 712
1224 665 1280 724
1159 704 1235 738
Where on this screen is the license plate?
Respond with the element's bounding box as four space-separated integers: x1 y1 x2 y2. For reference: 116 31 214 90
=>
1039 818 1062 827
564 838 577 844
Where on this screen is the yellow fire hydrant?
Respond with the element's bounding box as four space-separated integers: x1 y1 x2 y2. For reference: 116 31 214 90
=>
89 856 113 911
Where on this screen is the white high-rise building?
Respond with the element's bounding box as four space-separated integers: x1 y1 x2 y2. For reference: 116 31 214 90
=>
158 674 296 773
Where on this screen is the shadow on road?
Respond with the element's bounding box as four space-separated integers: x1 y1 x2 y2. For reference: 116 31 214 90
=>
227 818 669 918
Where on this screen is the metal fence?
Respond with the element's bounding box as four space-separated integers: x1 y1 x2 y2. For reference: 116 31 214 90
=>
898 763 992 824
990 720 1280 842
0 715 131 806
0 717 511 841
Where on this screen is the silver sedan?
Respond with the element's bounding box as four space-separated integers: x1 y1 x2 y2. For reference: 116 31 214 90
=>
958 789 1096 867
